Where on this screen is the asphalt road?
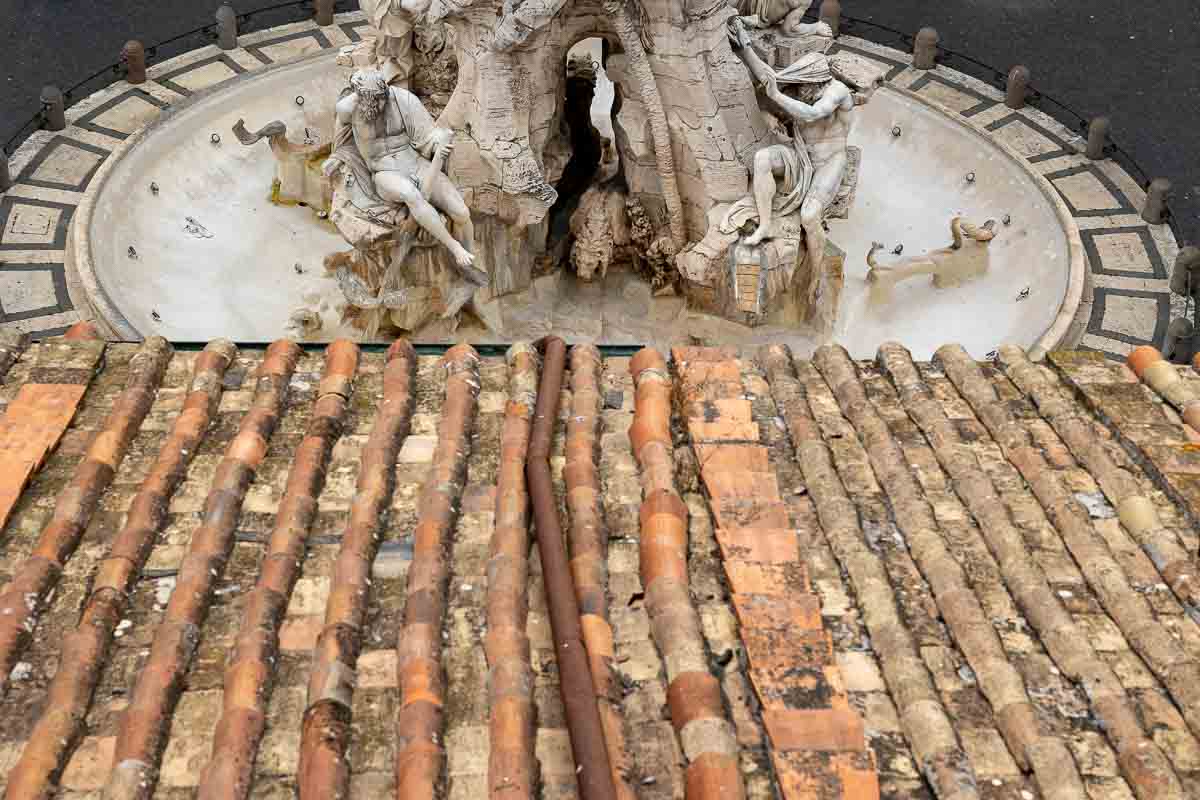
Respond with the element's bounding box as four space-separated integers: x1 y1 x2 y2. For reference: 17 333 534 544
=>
2 0 1198 243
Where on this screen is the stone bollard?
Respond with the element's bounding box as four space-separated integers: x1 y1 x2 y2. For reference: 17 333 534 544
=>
0 149 11 194
41 85 66 131
1005 65 1030 109
122 40 147 84
216 3 238 50
913 27 939 70
1170 245 1200 299
1142 177 1171 225
315 0 335 26
1164 317 1196 365
1086 116 1110 160
819 0 841 37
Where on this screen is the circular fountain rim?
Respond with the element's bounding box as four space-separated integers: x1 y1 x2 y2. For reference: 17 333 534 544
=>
65 35 1089 350
0 13 1167 352
70 51 338 341
72 54 1086 351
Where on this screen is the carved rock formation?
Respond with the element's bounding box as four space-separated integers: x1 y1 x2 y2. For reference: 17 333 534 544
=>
429 0 769 298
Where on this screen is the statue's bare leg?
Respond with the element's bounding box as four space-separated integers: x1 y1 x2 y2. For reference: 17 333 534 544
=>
429 172 488 288
799 153 846 300
746 147 786 246
375 172 476 271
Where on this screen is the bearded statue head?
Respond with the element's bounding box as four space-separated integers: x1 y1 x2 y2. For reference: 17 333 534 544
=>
350 69 389 121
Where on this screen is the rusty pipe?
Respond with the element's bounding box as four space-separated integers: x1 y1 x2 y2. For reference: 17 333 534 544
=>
526 337 618 800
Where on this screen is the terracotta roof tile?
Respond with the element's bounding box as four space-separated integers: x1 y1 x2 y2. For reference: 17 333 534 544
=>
1 340 1199 799
0 335 105 535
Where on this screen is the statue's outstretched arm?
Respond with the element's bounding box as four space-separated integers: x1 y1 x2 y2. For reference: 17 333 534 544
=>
729 18 776 86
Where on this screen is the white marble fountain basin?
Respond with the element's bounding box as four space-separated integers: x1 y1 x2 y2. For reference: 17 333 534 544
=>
828 85 1081 360
74 52 1082 359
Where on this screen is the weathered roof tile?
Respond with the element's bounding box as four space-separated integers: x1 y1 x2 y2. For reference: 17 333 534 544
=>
0 340 1199 799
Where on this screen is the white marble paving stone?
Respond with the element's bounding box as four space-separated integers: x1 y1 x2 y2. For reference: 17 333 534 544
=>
0 309 80 334
7 130 57 177
166 59 241 93
1074 213 1143 231
0 250 67 264
146 44 221 81
1081 332 1132 356
1 184 85 207
256 35 330 65
835 49 894 78
86 93 167 136
28 142 104 187
1092 230 1156 274
1146 221 1181 266
960 103 1011 129
2 203 62 246
1052 169 1122 212
226 48 272 73
987 119 1063 161
910 80 984 115
1101 292 1159 340
1091 275 1170 293
0 269 57 314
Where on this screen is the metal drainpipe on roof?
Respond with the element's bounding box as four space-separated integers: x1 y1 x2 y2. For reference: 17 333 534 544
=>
526 336 619 800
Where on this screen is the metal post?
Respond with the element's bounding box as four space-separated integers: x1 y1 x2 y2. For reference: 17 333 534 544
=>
1005 65 1030 109
1086 116 1110 160
41 86 66 131
122 40 147 85
819 0 841 37
1142 177 1171 225
913 27 939 70
216 3 238 50
1164 318 1195 365
0 149 12 193
1170 246 1200 299
315 0 335 26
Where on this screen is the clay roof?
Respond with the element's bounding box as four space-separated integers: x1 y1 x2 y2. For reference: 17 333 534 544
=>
0 332 1199 800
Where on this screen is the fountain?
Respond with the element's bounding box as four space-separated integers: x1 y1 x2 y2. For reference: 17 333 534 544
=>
54 1 1125 360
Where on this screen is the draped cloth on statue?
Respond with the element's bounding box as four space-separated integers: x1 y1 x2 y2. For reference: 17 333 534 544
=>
360 0 415 84
719 134 813 234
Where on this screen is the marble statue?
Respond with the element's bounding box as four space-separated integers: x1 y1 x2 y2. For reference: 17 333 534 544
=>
732 0 831 37
722 19 854 302
866 217 998 304
328 69 479 276
357 0 431 87
322 69 492 336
